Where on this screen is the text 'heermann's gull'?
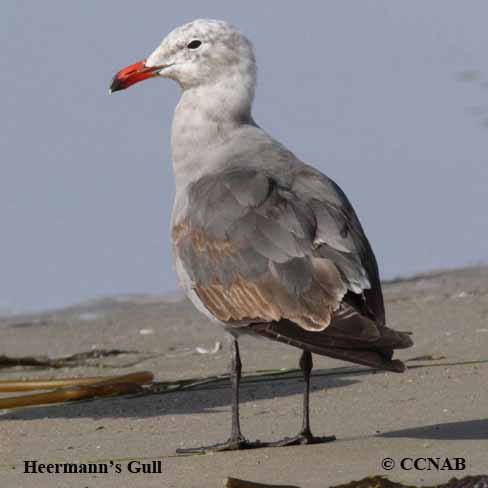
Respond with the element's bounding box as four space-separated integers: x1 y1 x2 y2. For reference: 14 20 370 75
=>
110 19 413 453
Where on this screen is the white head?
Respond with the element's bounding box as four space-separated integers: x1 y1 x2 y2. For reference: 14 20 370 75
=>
110 19 256 93
111 19 260 184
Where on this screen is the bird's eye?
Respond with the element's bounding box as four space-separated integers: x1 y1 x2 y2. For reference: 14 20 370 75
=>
187 40 202 50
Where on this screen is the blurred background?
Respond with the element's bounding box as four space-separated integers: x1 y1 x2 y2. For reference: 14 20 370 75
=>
1 1 487 313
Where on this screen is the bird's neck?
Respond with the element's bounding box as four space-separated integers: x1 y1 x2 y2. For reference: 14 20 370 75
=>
171 76 255 189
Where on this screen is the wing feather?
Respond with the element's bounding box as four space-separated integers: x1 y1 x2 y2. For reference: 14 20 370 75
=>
172 164 412 370
173 167 349 331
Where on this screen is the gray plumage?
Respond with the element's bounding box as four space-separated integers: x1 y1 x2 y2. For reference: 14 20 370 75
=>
173 161 412 371
136 18 414 371
111 18 414 452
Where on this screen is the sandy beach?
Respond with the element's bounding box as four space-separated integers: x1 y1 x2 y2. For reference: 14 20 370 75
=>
1 266 487 487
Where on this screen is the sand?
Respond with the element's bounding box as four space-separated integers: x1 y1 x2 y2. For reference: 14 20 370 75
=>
1 266 487 487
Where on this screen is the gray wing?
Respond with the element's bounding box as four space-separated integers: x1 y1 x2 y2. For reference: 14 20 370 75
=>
172 165 382 331
292 165 386 325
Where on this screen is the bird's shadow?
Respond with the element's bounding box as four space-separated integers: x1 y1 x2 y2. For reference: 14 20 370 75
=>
0 367 363 421
3 367 485 443
380 418 488 441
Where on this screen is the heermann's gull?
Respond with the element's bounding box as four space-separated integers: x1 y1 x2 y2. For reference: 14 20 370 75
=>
110 19 413 453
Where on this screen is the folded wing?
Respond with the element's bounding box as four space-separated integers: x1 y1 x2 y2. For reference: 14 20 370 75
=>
173 165 412 369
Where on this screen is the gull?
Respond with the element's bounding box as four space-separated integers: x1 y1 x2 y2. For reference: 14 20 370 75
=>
110 19 413 453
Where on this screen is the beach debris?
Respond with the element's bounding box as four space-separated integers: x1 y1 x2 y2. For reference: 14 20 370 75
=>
224 475 488 488
329 475 488 488
78 311 103 321
0 371 154 409
226 478 299 488
139 328 154 335
0 348 146 370
5 318 50 328
195 341 222 355
407 354 447 362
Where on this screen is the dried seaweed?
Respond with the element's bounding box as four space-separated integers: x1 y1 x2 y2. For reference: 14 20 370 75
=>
226 478 299 488
225 475 488 488
329 475 488 488
0 371 153 409
0 349 141 369
407 354 447 362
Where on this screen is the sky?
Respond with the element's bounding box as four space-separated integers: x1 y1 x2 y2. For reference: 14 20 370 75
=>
1 1 487 313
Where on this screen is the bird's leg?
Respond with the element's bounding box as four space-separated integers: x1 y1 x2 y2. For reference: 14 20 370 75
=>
176 339 255 454
176 346 336 454
300 349 313 436
263 351 336 447
228 338 246 443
